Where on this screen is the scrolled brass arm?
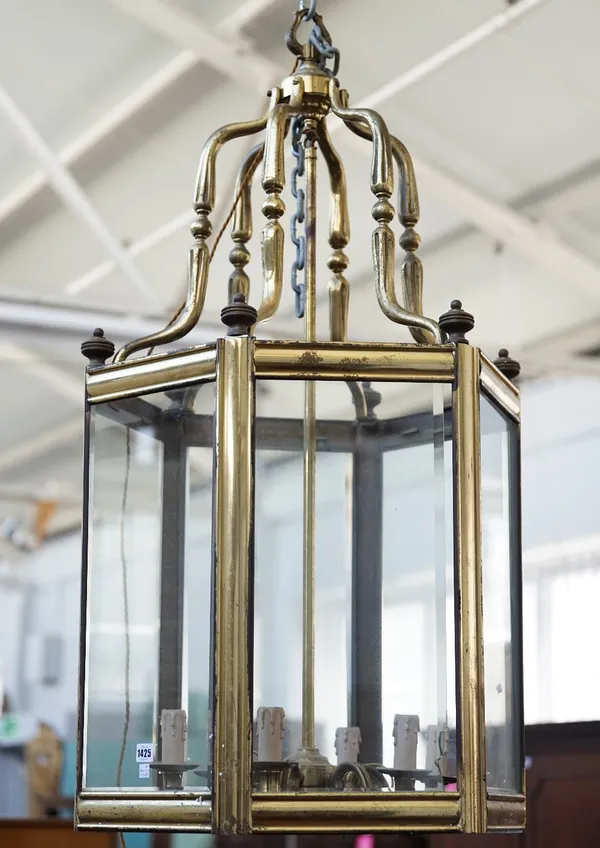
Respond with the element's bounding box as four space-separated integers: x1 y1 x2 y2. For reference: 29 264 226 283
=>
194 111 270 215
329 80 393 198
228 142 264 303
317 119 367 419
332 83 441 344
114 108 270 363
258 94 290 326
113 242 209 363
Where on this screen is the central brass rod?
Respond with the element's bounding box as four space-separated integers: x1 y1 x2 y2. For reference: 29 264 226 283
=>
302 136 318 749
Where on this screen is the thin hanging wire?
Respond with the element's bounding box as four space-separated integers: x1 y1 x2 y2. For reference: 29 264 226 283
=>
115 429 132 848
146 144 263 356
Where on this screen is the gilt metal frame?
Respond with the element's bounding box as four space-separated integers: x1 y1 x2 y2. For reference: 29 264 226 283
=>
77 340 524 835
78 0 523 833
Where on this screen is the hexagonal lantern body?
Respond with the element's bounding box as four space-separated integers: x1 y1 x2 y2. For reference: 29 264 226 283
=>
75 6 524 835
76 339 523 835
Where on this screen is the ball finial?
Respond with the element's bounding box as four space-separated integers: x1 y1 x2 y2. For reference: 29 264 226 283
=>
494 349 521 383
438 299 474 344
81 327 115 368
221 292 258 336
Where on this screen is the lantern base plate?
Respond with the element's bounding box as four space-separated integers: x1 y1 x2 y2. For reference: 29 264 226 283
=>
253 760 302 792
377 767 438 791
149 762 199 790
293 746 333 788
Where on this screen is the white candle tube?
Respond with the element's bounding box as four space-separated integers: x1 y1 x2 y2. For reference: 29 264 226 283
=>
256 706 285 761
161 709 187 764
335 726 361 764
393 714 420 770
423 724 438 772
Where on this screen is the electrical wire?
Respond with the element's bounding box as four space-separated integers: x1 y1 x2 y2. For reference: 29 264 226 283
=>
116 429 132 848
146 145 263 357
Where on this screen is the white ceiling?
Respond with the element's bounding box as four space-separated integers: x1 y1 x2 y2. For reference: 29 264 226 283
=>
1 0 600 540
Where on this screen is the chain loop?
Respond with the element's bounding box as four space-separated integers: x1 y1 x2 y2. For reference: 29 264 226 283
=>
299 0 317 21
309 23 340 77
288 2 339 78
290 116 306 318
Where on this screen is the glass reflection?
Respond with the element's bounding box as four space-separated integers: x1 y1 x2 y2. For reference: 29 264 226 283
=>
84 386 213 791
480 395 522 795
253 380 455 792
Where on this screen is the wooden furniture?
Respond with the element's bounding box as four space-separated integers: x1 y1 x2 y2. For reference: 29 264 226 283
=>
24 723 62 818
0 820 114 848
430 721 600 847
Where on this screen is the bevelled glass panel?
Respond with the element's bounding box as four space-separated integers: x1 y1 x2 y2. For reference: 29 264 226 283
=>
253 379 455 793
83 384 213 791
480 394 522 795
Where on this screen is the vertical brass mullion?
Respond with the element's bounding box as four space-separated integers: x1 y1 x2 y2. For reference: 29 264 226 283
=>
213 335 254 835
454 343 486 833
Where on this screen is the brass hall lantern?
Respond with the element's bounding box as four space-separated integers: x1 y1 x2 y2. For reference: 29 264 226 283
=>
77 2 524 837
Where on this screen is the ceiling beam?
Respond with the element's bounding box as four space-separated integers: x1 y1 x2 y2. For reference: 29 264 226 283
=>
0 51 198 226
0 296 220 346
403 155 600 302
0 0 280 230
0 84 161 309
105 0 281 90
354 0 548 110
0 341 83 405
0 419 82 477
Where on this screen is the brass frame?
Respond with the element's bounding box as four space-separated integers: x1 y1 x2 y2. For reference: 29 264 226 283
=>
77 341 524 834
480 352 520 422
213 336 255 834
86 344 216 403
76 792 525 834
78 0 524 830
454 343 486 833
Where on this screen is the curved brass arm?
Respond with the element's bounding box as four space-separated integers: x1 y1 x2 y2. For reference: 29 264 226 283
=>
229 142 264 302
347 120 419 227
316 119 350 249
372 223 441 344
232 143 264 244
319 117 350 341
194 111 270 213
116 106 271 363
329 81 393 198
258 99 290 326
318 120 367 419
114 242 210 363
342 113 441 344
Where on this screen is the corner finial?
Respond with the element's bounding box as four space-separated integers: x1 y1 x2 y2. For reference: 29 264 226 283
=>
81 328 115 368
221 293 258 336
438 300 474 344
494 348 521 382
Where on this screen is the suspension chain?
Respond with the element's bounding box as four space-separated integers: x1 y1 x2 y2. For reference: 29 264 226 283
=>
290 115 306 318
289 0 339 317
308 23 340 77
297 0 340 77
299 0 317 20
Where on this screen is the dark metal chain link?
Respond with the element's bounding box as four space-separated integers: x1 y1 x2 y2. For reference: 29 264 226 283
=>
290 116 306 318
289 0 338 318
299 0 317 21
298 0 340 77
308 24 340 77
